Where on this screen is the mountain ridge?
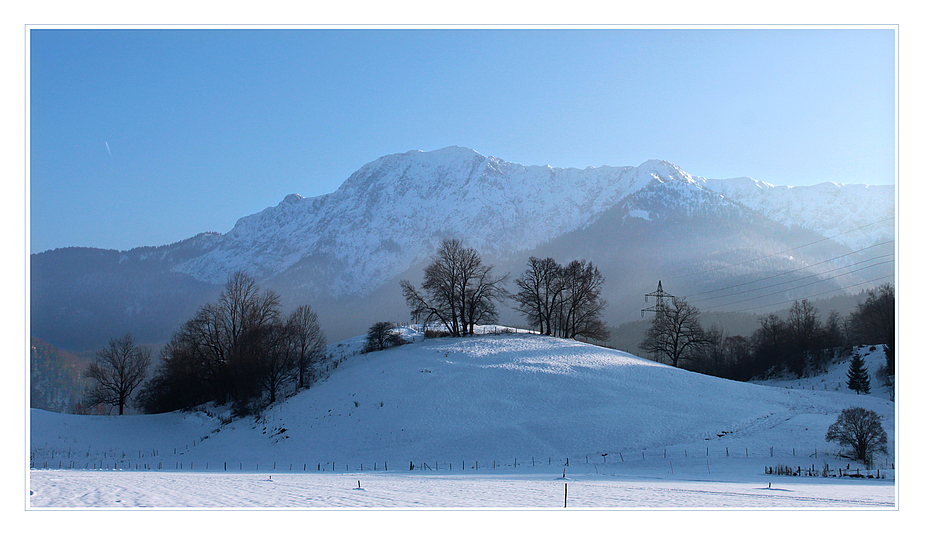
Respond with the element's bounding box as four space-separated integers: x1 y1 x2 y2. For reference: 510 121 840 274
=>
30 147 895 351
170 147 892 292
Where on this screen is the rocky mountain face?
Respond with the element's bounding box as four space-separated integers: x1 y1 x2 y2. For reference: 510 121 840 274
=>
31 147 895 351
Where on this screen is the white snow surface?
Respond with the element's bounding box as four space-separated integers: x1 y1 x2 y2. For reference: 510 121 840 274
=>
29 329 896 508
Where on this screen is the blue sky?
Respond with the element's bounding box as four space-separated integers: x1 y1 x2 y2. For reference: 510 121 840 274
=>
29 28 896 253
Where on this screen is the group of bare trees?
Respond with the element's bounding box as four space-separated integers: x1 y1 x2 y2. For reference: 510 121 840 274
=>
401 241 610 341
638 284 895 386
132 272 326 415
512 256 609 341
401 239 508 337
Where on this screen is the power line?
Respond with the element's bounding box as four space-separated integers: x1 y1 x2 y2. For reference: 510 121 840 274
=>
690 252 895 306
697 260 895 311
608 218 894 331
663 217 894 283
702 274 894 315
683 241 894 300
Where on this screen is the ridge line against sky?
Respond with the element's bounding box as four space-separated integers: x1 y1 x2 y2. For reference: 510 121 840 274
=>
28 26 896 253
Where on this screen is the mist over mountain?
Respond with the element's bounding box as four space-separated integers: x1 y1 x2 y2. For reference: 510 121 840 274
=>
30 147 895 352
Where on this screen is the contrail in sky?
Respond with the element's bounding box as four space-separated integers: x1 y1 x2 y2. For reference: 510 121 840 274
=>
104 141 112 159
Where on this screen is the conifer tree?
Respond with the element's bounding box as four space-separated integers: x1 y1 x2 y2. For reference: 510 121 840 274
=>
846 351 871 395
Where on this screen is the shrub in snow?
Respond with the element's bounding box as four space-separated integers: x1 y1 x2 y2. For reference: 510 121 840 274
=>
364 321 406 352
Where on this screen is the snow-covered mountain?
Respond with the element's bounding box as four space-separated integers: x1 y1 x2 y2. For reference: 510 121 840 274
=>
172 148 691 294
702 177 894 250
172 147 891 294
30 147 895 350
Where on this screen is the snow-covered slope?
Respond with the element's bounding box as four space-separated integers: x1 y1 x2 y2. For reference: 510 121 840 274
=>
30 331 895 471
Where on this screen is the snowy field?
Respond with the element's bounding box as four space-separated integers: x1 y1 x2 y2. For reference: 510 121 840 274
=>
28 329 898 513
29 463 894 508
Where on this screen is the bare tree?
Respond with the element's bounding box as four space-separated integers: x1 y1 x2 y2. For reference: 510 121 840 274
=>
84 333 152 415
555 260 609 341
851 283 895 374
401 239 506 336
750 313 787 377
786 299 820 377
639 297 705 367
201 271 282 404
825 407 888 467
692 325 727 375
287 305 327 389
250 322 297 405
513 257 564 336
463 262 509 334
514 257 608 340
135 329 208 414
136 272 325 414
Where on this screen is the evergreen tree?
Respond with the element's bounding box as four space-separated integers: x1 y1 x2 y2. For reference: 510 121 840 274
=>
846 351 871 394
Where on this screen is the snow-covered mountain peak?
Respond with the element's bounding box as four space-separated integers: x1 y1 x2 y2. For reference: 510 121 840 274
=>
334 146 489 199
636 159 702 186
722 176 776 191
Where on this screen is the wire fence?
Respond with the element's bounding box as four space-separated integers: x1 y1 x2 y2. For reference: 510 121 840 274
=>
29 442 895 478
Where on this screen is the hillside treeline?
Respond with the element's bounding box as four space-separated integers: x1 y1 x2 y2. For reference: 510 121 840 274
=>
135 272 327 415
641 283 894 384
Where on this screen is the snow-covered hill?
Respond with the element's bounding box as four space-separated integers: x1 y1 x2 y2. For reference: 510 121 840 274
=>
30 331 895 471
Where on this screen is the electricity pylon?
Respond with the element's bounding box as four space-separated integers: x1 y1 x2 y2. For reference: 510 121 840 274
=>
642 281 674 364
642 280 673 319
